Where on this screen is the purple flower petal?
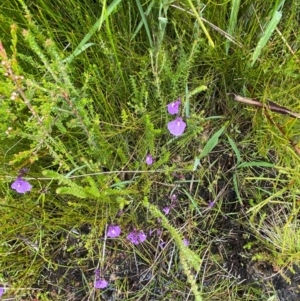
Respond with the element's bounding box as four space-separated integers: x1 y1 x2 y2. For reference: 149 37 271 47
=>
167 117 186 136
0 287 4 297
138 231 147 243
183 238 189 246
127 230 147 245
107 225 121 238
11 177 32 194
167 99 181 115
149 229 155 236
94 278 108 289
208 201 215 208
159 239 166 248
19 168 29 176
162 207 170 215
145 154 153 165
170 194 177 201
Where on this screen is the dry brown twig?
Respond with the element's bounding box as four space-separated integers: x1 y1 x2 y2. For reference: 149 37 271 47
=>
227 93 300 119
228 93 300 156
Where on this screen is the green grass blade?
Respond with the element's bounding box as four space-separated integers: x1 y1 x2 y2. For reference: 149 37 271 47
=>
66 42 95 59
193 125 226 170
131 1 154 41
199 125 226 160
185 84 190 118
63 0 123 64
65 165 87 178
135 0 153 48
182 188 202 216
237 161 275 168
227 135 241 165
225 0 241 54
186 0 214 47
233 173 242 204
249 10 282 67
192 157 200 172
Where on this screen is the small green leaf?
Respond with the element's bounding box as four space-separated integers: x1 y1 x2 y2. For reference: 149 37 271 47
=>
227 135 241 165
233 173 242 204
237 161 275 168
199 125 226 160
192 125 226 170
192 157 200 171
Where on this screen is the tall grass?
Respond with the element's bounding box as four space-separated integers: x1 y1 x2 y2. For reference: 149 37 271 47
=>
1 0 300 300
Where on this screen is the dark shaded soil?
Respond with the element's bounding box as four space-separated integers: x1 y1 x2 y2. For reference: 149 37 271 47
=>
273 266 300 301
27 145 300 301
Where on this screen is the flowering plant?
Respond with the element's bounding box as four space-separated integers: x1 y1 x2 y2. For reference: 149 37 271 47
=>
11 177 32 194
107 225 121 238
166 99 186 136
167 117 186 136
167 99 181 115
127 229 147 245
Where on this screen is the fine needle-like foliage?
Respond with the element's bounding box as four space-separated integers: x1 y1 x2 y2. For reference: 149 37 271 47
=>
1 0 300 300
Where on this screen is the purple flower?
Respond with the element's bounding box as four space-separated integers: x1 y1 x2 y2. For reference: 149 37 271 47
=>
0 287 4 297
107 225 121 238
208 201 215 208
183 238 189 246
19 168 29 176
95 278 108 289
95 268 100 277
149 229 155 236
145 154 153 165
159 239 166 248
127 229 147 245
167 117 186 136
11 177 32 194
167 99 181 115
162 207 170 215
170 194 177 201
94 269 108 289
